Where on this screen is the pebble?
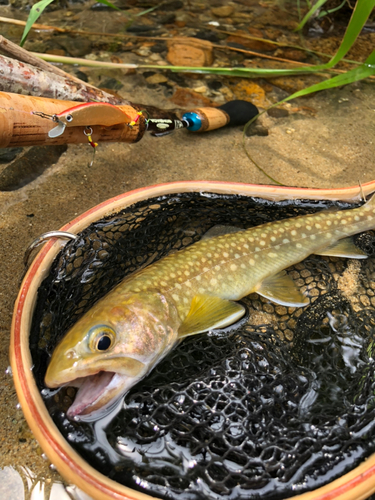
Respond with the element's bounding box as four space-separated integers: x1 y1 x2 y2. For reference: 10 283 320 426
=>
267 107 289 118
135 47 152 57
211 6 234 18
167 37 213 67
194 85 208 93
146 74 169 84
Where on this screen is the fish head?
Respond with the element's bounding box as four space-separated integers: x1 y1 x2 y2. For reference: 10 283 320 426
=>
44 291 180 418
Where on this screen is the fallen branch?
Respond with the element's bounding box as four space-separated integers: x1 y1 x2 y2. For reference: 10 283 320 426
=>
0 53 129 104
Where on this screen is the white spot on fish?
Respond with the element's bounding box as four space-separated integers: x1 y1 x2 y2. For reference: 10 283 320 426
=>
172 294 179 301
283 238 290 244
249 259 255 266
301 233 306 238
260 241 266 246
291 230 297 236
184 270 190 276
215 265 221 271
296 243 302 249
310 235 316 240
315 223 321 229
210 278 218 286
230 264 237 271
306 225 312 231
271 236 276 242
223 252 229 258
268 252 277 258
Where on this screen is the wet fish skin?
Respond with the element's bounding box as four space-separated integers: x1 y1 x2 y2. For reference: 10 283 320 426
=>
45 196 375 418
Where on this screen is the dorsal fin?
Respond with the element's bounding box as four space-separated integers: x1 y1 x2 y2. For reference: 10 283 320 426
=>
202 225 244 240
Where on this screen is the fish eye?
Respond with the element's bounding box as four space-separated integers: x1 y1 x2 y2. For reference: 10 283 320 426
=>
89 326 116 352
66 114 73 122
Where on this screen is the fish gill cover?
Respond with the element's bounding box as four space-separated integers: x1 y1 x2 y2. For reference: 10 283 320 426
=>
30 192 375 499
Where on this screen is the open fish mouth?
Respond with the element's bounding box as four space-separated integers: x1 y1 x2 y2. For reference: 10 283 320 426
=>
67 371 116 418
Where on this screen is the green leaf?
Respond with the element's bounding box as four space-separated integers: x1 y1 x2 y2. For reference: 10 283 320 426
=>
20 0 55 47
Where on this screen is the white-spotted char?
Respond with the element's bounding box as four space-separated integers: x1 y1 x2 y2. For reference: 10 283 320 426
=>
45 195 375 418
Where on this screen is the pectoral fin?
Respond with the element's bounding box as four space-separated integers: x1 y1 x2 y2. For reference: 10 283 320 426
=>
257 271 309 307
178 294 246 338
315 237 367 259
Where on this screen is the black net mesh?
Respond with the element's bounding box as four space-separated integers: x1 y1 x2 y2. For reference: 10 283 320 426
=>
30 192 375 500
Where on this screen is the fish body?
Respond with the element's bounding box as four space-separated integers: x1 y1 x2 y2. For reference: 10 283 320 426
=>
45 196 375 418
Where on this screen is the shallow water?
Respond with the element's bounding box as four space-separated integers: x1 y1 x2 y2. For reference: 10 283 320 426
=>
0 0 375 498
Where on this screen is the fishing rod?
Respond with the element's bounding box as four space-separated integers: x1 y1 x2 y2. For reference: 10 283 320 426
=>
0 91 258 149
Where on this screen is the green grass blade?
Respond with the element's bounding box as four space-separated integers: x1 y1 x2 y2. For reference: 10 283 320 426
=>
283 50 375 101
295 0 329 31
20 0 55 46
318 0 347 18
134 4 161 17
96 0 121 12
327 0 375 67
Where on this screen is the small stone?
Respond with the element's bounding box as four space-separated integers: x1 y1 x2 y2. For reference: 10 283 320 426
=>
146 73 169 84
134 47 152 57
167 37 213 67
194 85 208 93
245 124 269 137
211 5 234 18
267 107 289 118
170 87 214 107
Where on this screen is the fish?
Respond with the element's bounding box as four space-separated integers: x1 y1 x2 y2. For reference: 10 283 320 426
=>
44 195 375 419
